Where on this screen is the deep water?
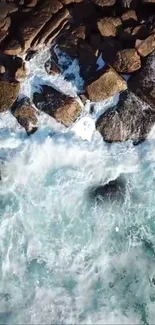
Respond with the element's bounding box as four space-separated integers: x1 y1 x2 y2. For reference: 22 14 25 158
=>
1 48 155 324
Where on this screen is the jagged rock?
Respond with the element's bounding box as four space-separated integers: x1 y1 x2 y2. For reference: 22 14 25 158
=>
4 0 63 55
86 66 127 102
113 49 141 73
34 8 70 46
12 98 38 134
135 33 155 57
129 51 155 107
97 18 118 37
96 91 155 144
33 85 82 126
45 59 61 75
0 77 20 112
91 0 116 6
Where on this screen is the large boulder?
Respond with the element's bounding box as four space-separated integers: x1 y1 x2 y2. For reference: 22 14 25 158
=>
129 51 155 107
0 77 20 112
96 91 155 144
86 66 127 102
33 85 82 126
12 98 38 135
113 49 141 73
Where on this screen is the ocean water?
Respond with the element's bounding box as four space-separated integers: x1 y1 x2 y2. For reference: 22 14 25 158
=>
1 47 155 324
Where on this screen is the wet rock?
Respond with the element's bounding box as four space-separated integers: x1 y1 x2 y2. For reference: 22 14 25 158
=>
96 91 155 144
12 98 38 135
0 77 20 112
91 0 116 6
33 85 82 126
45 59 61 75
89 175 127 202
135 33 155 57
25 49 37 61
113 49 141 73
86 66 127 102
129 51 155 107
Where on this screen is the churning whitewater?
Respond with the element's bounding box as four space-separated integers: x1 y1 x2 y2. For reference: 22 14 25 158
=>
1 47 155 325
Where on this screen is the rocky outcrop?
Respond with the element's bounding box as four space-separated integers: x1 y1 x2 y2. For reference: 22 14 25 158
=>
113 49 141 73
33 85 82 126
86 67 127 102
12 98 38 135
96 91 155 144
0 77 20 112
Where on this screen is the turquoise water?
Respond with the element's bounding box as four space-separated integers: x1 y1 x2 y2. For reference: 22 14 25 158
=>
1 48 155 324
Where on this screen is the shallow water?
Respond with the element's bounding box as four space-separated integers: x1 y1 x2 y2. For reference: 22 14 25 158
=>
1 48 155 324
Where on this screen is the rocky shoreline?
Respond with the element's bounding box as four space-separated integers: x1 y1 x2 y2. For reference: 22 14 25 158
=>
0 0 155 142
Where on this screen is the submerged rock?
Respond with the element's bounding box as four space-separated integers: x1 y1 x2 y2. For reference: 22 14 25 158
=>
96 91 155 144
33 85 82 126
86 66 127 102
89 175 127 203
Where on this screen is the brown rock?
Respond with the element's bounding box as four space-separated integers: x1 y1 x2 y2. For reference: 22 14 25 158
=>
0 78 20 112
34 8 70 45
129 51 155 107
113 49 141 73
45 59 61 75
70 26 86 40
86 66 127 102
142 0 155 3
0 65 5 74
12 98 38 134
26 0 38 7
61 0 83 3
96 91 155 144
121 10 137 23
91 0 116 6
33 85 82 126
135 34 155 57
0 17 11 31
4 0 63 55
97 18 117 37
15 62 27 79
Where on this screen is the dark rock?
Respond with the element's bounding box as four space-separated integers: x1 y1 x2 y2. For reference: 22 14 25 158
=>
25 49 37 61
70 1 95 22
91 0 116 6
119 0 139 9
61 0 83 3
12 98 38 134
129 51 155 107
113 49 141 73
96 91 155 144
135 33 155 57
33 85 82 126
86 66 127 102
121 10 138 27
89 175 127 203
101 38 122 64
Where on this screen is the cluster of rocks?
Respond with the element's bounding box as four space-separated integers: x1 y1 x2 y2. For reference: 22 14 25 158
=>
0 0 155 142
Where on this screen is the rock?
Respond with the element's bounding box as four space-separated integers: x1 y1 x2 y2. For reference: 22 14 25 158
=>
45 59 61 75
0 53 23 79
0 3 17 21
70 26 86 40
25 49 37 61
97 18 117 37
15 62 27 79
89 175 127 202
0 78 20 112
113 49 141 73
135 33 155 57
26 0 38 7
34 8 70 45
129 51 155 108
3 39 22 56
101 38 122 64
12 98 38 134
91 0 116 6
4 0 63 55
0 17 11 32
0 65 5 74
78 41 98 81
33 85 82 126
142 0 155 3
86 66 127 102
121 10 138 25
96 91 155 144
120 0 139 8
61 0 83 3
0 30 7 43
89 33 102 50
